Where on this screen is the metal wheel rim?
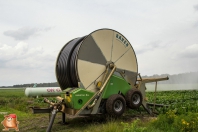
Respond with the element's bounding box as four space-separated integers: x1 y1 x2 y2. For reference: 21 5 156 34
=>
132 93 140 105
114 100 123 112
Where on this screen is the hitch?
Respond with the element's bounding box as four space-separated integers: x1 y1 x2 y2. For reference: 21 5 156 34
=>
43 98 66 132
29 97 66 132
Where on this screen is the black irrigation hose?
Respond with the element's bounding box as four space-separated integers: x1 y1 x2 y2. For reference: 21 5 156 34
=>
56 36 86 90
70 41 82 87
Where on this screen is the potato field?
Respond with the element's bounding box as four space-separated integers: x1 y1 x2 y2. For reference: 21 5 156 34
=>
1 88 198 131
147 90 198 114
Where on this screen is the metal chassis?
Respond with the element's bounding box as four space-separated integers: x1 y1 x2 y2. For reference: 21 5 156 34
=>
30 66 169 132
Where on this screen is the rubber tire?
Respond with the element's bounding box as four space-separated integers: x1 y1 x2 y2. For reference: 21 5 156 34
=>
125 88 142 109
106 94 126 117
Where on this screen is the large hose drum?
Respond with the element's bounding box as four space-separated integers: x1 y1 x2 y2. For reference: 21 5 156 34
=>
55 29 138 92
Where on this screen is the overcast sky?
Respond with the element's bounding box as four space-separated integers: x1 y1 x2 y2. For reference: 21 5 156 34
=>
0 0 198 86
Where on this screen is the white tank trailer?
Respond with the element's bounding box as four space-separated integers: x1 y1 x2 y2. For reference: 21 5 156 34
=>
25 87 62 97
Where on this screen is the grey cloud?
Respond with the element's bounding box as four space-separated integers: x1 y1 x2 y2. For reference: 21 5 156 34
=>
176 44 198 59
193 21 198 27
3 27 52 40
178 51 198 58
194 4 198 11
43 27 52 31
136 40 162 54
0 60 6 68
0 42 55 70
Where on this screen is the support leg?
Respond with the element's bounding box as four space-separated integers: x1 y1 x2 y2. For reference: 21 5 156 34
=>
139 82 153 115
62 113 66 124
46 108 57 132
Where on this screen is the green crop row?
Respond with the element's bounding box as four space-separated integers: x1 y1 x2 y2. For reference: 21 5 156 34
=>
146 90 198 114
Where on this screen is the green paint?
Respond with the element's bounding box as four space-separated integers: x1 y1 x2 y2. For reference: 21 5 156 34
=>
61 88 94 110
102 75 131 99
61 75 131 110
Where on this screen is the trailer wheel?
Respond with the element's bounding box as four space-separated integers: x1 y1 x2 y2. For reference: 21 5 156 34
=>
106 94 126 117
125 89 142 109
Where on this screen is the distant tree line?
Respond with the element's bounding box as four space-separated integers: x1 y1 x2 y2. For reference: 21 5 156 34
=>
12 82 59 88
1 72 198 88
142 72 198 84
0 82 59 88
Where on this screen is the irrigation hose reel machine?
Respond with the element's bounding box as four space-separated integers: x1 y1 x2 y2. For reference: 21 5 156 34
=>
56 28 140 115
35 29 168 131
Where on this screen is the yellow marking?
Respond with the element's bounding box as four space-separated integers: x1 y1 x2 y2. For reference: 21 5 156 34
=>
65 94 72 103
96 81 102 88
